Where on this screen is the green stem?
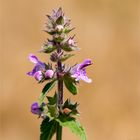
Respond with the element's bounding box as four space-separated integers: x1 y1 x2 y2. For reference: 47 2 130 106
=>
56 122 62 140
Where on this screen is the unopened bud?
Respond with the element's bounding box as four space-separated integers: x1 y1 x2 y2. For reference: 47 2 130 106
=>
68 38 75 46
55 25 64 32
45 69 54 79
31 102 41 115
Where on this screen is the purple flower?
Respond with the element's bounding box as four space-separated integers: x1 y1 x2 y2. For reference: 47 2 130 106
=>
31 102 42 115
45 70 54 79
27 54 46 81
70 59 92 83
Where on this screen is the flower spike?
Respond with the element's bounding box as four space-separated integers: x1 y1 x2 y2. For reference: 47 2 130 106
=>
27 7 92 140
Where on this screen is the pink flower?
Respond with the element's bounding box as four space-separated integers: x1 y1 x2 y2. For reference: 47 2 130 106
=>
45 70 54 79
71 59 92 83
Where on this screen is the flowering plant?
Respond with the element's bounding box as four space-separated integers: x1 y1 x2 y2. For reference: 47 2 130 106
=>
27 8 92 140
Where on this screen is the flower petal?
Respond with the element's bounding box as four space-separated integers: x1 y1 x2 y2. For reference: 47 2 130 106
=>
80 75 92 83
29 54 39 64
79 59 92 70
34 71 43 81
27 71 34 76
45 69 54 79
27 65 40 76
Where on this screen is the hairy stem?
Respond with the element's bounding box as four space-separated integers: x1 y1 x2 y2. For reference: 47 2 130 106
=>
56 47 63 140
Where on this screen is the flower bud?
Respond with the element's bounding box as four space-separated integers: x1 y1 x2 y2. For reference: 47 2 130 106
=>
31 102 41 115
45 69 54 79
50 52 59 62
34 71 43 81
55 25 64 32
68 38 75 46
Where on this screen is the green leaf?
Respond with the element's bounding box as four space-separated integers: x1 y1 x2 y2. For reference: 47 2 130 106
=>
42 44 56 53
64 27 75 34
64 76 77 95
56 16 64 25
38 80 56 105
56 118 87 140
40 117 57 140
47 104 59 118
60 54 74 62
63 99 79 116
47 93 59 118
54 36 64 43
47 93 57 105
61 45 79 52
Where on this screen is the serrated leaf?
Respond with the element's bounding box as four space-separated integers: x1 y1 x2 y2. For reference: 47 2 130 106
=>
63 99 79 116
64 77 77 95
60 54 74 62
47 93 57 105
56 118 87 140
38 80 56 105
40 117 57 140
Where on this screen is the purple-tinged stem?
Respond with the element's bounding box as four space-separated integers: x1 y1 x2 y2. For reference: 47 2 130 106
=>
56 47 63 140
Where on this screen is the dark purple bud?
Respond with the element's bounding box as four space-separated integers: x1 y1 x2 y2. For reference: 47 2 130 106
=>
31 102 42 115
50 52 63 62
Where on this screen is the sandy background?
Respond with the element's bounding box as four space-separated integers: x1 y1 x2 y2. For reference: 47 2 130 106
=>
1 0 140 140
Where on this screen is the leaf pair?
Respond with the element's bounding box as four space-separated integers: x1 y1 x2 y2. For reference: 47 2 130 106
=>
38 74 78 105
40 117 87 140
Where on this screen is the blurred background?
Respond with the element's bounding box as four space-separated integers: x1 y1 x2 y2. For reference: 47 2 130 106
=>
1 0 140 140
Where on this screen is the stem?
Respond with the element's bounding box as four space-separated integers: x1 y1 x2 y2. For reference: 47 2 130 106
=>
56 47 63 140
56 122 62 140
57 47 63 105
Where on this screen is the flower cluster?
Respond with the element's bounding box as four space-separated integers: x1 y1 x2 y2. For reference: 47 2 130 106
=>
27 54 54 82
27 7 92 140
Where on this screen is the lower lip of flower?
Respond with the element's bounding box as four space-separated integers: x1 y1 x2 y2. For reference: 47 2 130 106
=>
34 71 43 81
